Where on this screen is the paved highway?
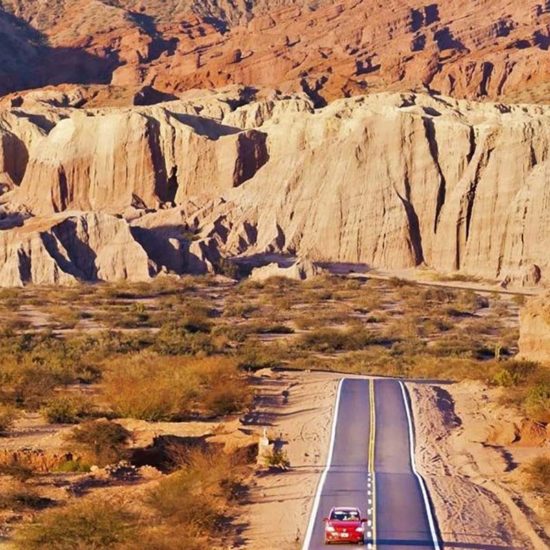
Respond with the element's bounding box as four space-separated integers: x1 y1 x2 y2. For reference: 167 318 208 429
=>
303 378 440 549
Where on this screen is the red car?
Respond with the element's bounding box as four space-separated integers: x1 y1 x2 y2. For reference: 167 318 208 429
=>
324 506 367 545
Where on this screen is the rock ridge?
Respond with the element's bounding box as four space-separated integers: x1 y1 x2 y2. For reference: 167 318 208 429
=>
0 90 548 287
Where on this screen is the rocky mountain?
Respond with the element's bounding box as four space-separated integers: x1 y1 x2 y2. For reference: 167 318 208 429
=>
0 0 548 104
0 88 548 287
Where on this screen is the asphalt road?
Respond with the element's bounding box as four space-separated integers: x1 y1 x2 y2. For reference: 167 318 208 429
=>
303 378 439 549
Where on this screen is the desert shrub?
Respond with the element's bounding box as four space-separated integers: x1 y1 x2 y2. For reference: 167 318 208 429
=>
0 332 107 409
223 301 259 318
297 326 377 352
147 448 245 540
16 499 136 550
102 354 250 420
0 403 18 435
203 381 252 417
102 354 199 420
492 361 538 387
525 382 550 422
524 456 550 504
131 526 204 550
512 294 526 307
148 473 223 535
65 420 131 466
427 332 493 359
212 324 250 343
54 459 90 473
42 395 93 424
152 321 218 355
246 321 294 335
0 486 50 511
108 303 153 329
263 448 290 470
46 306 83 329
0 462 34 481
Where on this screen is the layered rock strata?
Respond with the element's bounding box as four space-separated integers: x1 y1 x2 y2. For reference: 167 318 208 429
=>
0 90 548 287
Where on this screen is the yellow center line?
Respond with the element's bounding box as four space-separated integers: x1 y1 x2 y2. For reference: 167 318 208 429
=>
368 378 377 549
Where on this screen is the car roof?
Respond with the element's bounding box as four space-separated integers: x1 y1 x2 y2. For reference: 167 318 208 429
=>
332 506 360 512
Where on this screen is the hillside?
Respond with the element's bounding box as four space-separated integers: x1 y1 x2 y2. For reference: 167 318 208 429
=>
0 0 549 103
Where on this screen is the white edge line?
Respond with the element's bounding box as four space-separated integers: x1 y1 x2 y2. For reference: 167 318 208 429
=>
399 381 441 550
301 378 344 550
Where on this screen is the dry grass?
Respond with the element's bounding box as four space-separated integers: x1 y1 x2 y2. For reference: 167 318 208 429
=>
16 499 136 550
102 354 252 420
0 403 18 435
524 456 550 509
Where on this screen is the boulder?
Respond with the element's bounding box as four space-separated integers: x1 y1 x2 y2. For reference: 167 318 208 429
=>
250 258 324 282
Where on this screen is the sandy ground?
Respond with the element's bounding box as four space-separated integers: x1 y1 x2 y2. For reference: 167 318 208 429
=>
409 380 550 550
240 370 340 549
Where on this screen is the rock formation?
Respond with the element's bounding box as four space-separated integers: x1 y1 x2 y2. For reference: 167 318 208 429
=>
0 211 152 286
0 89 549 287
519 293 550 364
250 258 325 282
0 0 548 104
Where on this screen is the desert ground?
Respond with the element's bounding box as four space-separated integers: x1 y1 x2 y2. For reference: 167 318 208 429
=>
0 274 548 549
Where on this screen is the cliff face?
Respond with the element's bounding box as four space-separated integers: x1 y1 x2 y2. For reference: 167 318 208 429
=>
0 0 548 104
0 212 152 286
519 293 550 364
1 90 549 287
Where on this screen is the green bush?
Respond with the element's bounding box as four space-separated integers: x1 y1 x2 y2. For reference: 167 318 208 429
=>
16 500 136 550
54 459 91 473
42 396 93 424
493 361 538 387
65 420 131 466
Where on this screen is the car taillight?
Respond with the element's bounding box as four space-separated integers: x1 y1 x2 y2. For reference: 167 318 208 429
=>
355 526 364 533
325 525 335 532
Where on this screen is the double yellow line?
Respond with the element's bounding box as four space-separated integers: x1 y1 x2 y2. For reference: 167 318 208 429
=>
367 378 377 549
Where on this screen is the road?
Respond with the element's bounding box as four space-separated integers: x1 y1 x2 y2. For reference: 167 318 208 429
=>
303 378 440 549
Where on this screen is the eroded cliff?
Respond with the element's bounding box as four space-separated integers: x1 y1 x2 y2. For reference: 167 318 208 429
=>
0 89 548 287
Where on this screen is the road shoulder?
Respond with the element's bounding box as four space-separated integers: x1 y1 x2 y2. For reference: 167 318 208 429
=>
408 380 550 550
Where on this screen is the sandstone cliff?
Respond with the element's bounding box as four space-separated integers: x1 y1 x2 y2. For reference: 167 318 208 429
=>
519 293 550 364
0 212 152 286
1 90 549 287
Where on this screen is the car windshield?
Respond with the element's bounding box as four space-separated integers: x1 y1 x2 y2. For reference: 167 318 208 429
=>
330 509 360 522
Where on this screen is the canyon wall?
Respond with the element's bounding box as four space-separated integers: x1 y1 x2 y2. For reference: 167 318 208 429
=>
0 90 548 287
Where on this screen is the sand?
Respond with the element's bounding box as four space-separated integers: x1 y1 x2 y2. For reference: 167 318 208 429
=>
409 380 550 550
